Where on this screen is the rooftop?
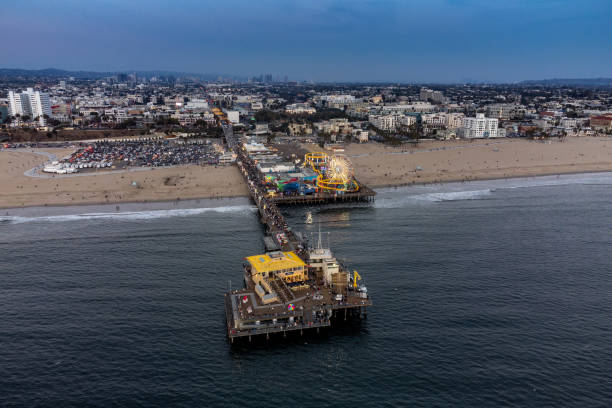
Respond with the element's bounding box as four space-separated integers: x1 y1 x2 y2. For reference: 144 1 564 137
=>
245 251 306 274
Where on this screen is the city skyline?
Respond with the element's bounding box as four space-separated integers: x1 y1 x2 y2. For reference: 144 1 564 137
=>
2 0 611 83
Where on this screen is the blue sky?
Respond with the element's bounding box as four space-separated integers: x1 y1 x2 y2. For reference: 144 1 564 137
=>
1 0 611 82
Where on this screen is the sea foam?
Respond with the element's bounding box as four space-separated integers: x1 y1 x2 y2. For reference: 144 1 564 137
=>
0 205 256 224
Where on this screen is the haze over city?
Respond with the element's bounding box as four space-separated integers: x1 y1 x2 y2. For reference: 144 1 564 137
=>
2 0 611 82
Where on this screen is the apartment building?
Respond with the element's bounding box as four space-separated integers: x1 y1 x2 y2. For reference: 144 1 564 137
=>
8 88 51 124
369 114 398 131
460 113 499 138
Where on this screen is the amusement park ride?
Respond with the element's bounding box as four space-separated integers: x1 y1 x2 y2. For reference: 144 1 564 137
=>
304 152 360 193
224 136 374 343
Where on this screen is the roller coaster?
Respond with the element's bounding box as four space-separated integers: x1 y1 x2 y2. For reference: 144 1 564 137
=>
304 152 360 193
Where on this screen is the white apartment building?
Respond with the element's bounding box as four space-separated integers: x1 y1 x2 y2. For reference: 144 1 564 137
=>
421 114 446 127
421 113 465 129
398 115 417 127
8 88 51 124
8 91 31 116
446 113 465 129
461 113 499 138
369 114 398 131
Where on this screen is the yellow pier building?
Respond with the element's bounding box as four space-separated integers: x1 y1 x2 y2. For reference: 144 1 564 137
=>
245 251 307 284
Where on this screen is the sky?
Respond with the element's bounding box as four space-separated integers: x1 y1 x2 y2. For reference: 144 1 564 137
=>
1 0 611 83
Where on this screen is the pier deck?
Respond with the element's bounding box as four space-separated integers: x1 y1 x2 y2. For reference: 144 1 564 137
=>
224 284 371 341
221 124 373 342
271 184 376 206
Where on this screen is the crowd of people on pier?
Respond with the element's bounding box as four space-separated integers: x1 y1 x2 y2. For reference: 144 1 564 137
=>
233 140 307 258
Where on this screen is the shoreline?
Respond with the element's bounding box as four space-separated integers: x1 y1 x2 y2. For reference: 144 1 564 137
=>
0 191 247 211
3 168 612 213
369 167 612 190
3 136 612 210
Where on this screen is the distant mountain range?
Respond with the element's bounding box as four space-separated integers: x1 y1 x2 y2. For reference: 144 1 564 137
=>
0 68 243 81
519 78 612 87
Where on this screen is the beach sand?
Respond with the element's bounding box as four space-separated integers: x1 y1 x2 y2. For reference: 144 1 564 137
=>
338 137 612 187
0 148 248 208
2 136 612 209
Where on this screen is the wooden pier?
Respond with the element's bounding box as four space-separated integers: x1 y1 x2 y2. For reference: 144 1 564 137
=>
224 283 371 343
271 184 376 206
222 124 373 343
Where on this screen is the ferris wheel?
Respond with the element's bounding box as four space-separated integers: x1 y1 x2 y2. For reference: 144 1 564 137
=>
325 155 354 184
304 152 359 193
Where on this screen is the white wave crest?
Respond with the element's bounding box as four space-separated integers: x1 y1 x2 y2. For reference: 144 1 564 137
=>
0 205 256 224
376 189 492 208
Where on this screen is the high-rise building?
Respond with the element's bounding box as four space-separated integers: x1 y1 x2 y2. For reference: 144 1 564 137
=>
8 90 31 116
8 88 52 124
31 91 51 119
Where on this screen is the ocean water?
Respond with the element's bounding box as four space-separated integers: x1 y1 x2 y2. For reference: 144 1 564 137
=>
2 173 612 407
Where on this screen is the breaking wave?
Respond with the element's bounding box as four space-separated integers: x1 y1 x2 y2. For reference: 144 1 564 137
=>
375 189 492 208
0 205 257 224
375 171 612 209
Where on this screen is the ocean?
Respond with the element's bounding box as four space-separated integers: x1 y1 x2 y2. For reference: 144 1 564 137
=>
2 173 612 407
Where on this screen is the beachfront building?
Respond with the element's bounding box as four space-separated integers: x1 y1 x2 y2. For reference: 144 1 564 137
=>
369 114 398 131
460 113 499 138
590 113 612 130
446 113 465 129
8 91 31 117
422 113 447 127
8 88 51 125
352 129 369 143
398 115 417 127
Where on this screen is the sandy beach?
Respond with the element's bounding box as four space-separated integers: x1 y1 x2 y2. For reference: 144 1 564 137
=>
340 137 612 187
2 136 612 209
0 148 248 209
